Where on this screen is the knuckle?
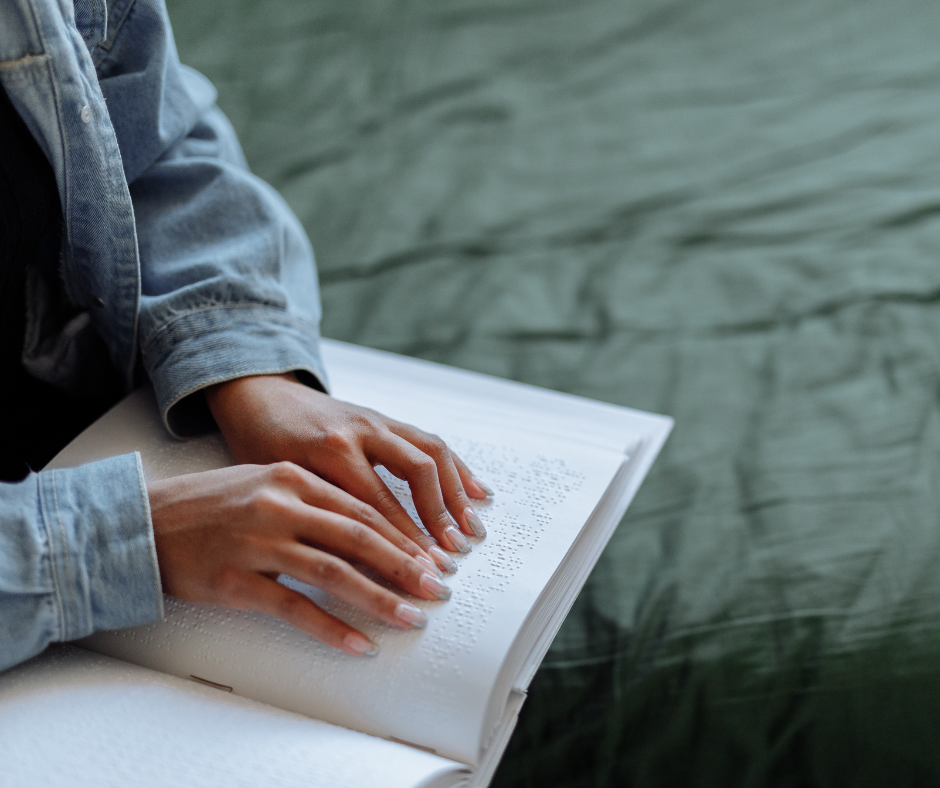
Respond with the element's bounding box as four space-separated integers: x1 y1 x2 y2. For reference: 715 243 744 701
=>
432 509 455 530
423 434 448 457
345 521 373 549
373 486 399 512
322 430 353 455
353 501 379 527
275 593 306 621
408 454 437 478
246 488 282 518
349 411 378 431
269 461 304 486
315 556 348 587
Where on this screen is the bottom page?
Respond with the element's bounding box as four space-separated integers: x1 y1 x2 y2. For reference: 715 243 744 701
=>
0 645 469 788
48 340 670 770
59 388 625 765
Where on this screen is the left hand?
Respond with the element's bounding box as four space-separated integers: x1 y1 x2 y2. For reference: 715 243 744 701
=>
205 373 490 560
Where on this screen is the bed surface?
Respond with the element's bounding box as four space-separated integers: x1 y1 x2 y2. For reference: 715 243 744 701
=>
165 1 940 784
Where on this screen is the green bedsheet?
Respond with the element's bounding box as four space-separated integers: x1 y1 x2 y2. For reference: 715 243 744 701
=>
164 1 940 784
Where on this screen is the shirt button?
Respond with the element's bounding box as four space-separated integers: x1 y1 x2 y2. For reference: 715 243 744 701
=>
80 106 92 124
92 296 105 308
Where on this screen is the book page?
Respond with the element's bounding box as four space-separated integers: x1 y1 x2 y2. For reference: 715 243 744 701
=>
0 645 468 788
320 341 663 457
52 342 640 765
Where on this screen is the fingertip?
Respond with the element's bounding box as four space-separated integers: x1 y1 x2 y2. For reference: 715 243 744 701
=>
419 572 452 601
343 631 379 657
395 602 429 629
444 526 471 554
471 477 494 498
428 546 458 574
464 507 486 539
464 477 488 499
417 554 444 579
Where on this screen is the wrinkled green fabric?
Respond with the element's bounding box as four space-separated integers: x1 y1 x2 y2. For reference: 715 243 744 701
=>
165 1 940 785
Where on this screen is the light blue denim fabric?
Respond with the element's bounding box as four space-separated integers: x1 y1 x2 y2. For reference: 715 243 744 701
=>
0 0 328 672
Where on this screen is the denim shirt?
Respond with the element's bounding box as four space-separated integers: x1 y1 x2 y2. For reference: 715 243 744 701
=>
0 0 328 672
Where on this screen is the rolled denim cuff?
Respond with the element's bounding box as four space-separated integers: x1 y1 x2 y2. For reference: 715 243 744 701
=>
37 453 164 642
142 305 330 438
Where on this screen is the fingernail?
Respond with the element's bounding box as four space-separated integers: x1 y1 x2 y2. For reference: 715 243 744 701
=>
416 555 443 578
445 526 471 554
420 572 452 601
395 603 428 629
473 477 495 497
344 632 379 657
465 507 486 539
429 546 458 574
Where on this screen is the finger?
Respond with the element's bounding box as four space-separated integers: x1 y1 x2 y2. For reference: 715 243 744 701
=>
274 545 435 633
449 450 493 500
332 455 442 554
309 485 446 580
238 575 379 657
367 433 469 554
264 462 438 570
280 504 452 602
385 424 485 540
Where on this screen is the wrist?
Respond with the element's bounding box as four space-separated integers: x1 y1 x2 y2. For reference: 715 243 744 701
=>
205 372 298 424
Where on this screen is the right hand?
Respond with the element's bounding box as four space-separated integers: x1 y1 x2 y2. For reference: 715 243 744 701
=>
204 374 491 559
147 462 452 656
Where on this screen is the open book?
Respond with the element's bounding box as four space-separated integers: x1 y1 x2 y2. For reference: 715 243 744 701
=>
7 340 671 788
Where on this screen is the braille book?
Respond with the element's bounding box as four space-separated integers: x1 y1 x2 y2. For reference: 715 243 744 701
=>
4 340 670 788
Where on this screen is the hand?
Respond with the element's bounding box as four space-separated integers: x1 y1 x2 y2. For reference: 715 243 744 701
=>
205 374 492 565
148 462 454 656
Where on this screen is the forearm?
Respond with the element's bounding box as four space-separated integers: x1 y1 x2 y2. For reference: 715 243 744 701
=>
0 455 163 673
132 107 329 439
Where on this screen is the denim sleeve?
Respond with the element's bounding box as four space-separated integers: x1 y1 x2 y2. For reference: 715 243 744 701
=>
0 453 163 673
93 0 329 438
131 101 330 438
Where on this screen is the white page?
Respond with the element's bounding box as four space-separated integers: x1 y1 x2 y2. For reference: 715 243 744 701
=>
66 389 624 765
0 645 468 788
320 341 662 456
49 341 658 765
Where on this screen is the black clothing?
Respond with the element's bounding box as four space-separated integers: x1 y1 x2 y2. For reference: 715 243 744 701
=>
0 85 118 482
